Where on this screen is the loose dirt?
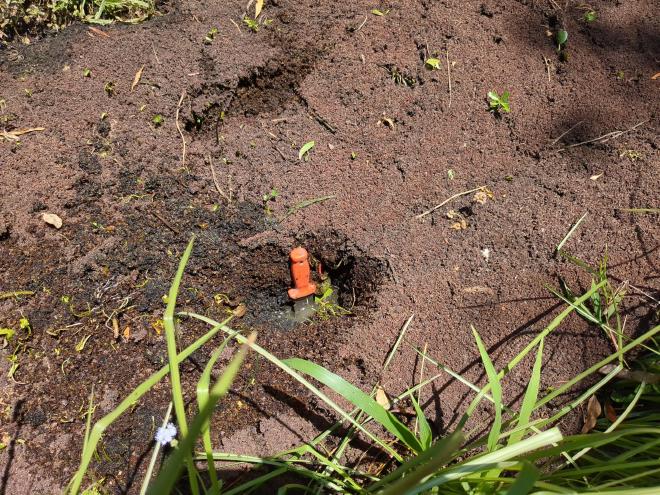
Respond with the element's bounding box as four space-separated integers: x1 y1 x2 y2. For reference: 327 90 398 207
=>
0 0 658 493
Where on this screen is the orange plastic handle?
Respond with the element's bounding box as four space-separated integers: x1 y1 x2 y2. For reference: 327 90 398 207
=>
288 247 316 300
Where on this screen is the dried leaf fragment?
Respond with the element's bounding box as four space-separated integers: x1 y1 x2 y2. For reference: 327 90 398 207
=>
232 303 247 318
590 173 603 181
375 386 391 409
581 395 602 433
42 213 63 229
255 0 264 17
131 65 144 91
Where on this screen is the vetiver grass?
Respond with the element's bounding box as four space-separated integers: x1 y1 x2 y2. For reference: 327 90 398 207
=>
68 237 660 494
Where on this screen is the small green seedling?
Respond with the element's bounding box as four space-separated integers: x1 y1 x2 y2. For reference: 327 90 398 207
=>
83 68 91 78
262 189 279 215
204 27 219 44
104 81 115 96
425 58 441 70
556 29 568 50
243 16 259 32
152 114 164 127
298 141 315 160
351 151 357 160
487 91 510 113
447 169 455 180
583 10 597 23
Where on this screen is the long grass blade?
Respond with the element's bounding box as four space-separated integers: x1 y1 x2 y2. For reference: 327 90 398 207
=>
471 326 502 452
147 333 256 495
284 357 423 453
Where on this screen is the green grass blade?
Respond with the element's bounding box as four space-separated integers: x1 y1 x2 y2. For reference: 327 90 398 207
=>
182 311 405 461
411 395 432 450
412 429 563 494
196 338 235 494
508 339 543 445
162 237 198 495
471 326 502 452
505 461 539 495
372 429 465 495
284 357 423 453
147 333 255 495
67 317 232 494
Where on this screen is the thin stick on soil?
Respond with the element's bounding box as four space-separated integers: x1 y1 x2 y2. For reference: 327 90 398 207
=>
278 195 336 223
415 186 486 220
355 15 368 32
175 91 187 170
151 211 181 235
549 121 584 146
543 55 552 82
446 48 452 109
557 120 648 152
555 212 587 252
207 156 231 203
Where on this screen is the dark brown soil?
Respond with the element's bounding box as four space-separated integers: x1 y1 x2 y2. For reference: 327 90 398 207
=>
0 0 658 492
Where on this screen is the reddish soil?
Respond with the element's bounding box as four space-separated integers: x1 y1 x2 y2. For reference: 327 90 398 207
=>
0 0 658 492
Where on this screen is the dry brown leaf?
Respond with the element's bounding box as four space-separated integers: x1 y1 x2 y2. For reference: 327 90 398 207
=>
88 27 110 38
42 213 63 229
233 303 247 318
604 400 618 423
0 127 45 142
131 65 144 92
581 395 602 433
375 386 391 409
652 72 660 80
255 0 264 17
122 325 131 341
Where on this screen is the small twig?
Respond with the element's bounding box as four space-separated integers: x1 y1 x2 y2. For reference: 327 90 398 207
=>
207 156 231 203
543 55 552 82
557 120 648 152
150 211 181 235
273 146 287 161
175 91 187 170
229 18 242 34
549 121 583 146
355 15 368 32
151 43 160 64
446 48 452 109
278 195 335 223
414 186 486 220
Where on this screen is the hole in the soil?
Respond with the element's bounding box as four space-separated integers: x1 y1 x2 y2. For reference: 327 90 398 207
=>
211 230 388 330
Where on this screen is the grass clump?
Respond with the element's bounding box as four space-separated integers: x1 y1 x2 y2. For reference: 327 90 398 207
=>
0 0 155 45
67 237 660 494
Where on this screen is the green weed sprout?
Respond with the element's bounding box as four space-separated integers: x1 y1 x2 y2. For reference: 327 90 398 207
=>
488 90 510 113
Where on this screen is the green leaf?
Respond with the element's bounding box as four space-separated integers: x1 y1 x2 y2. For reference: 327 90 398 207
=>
0 328 15 340
148 335 254 495
411 395 433 450
283 358 423 453
508 339 543 445
425 58 441 70
472 326 502 452
557 29 568 46
505 461 540 495
371 8 390 16
298 140 315 160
